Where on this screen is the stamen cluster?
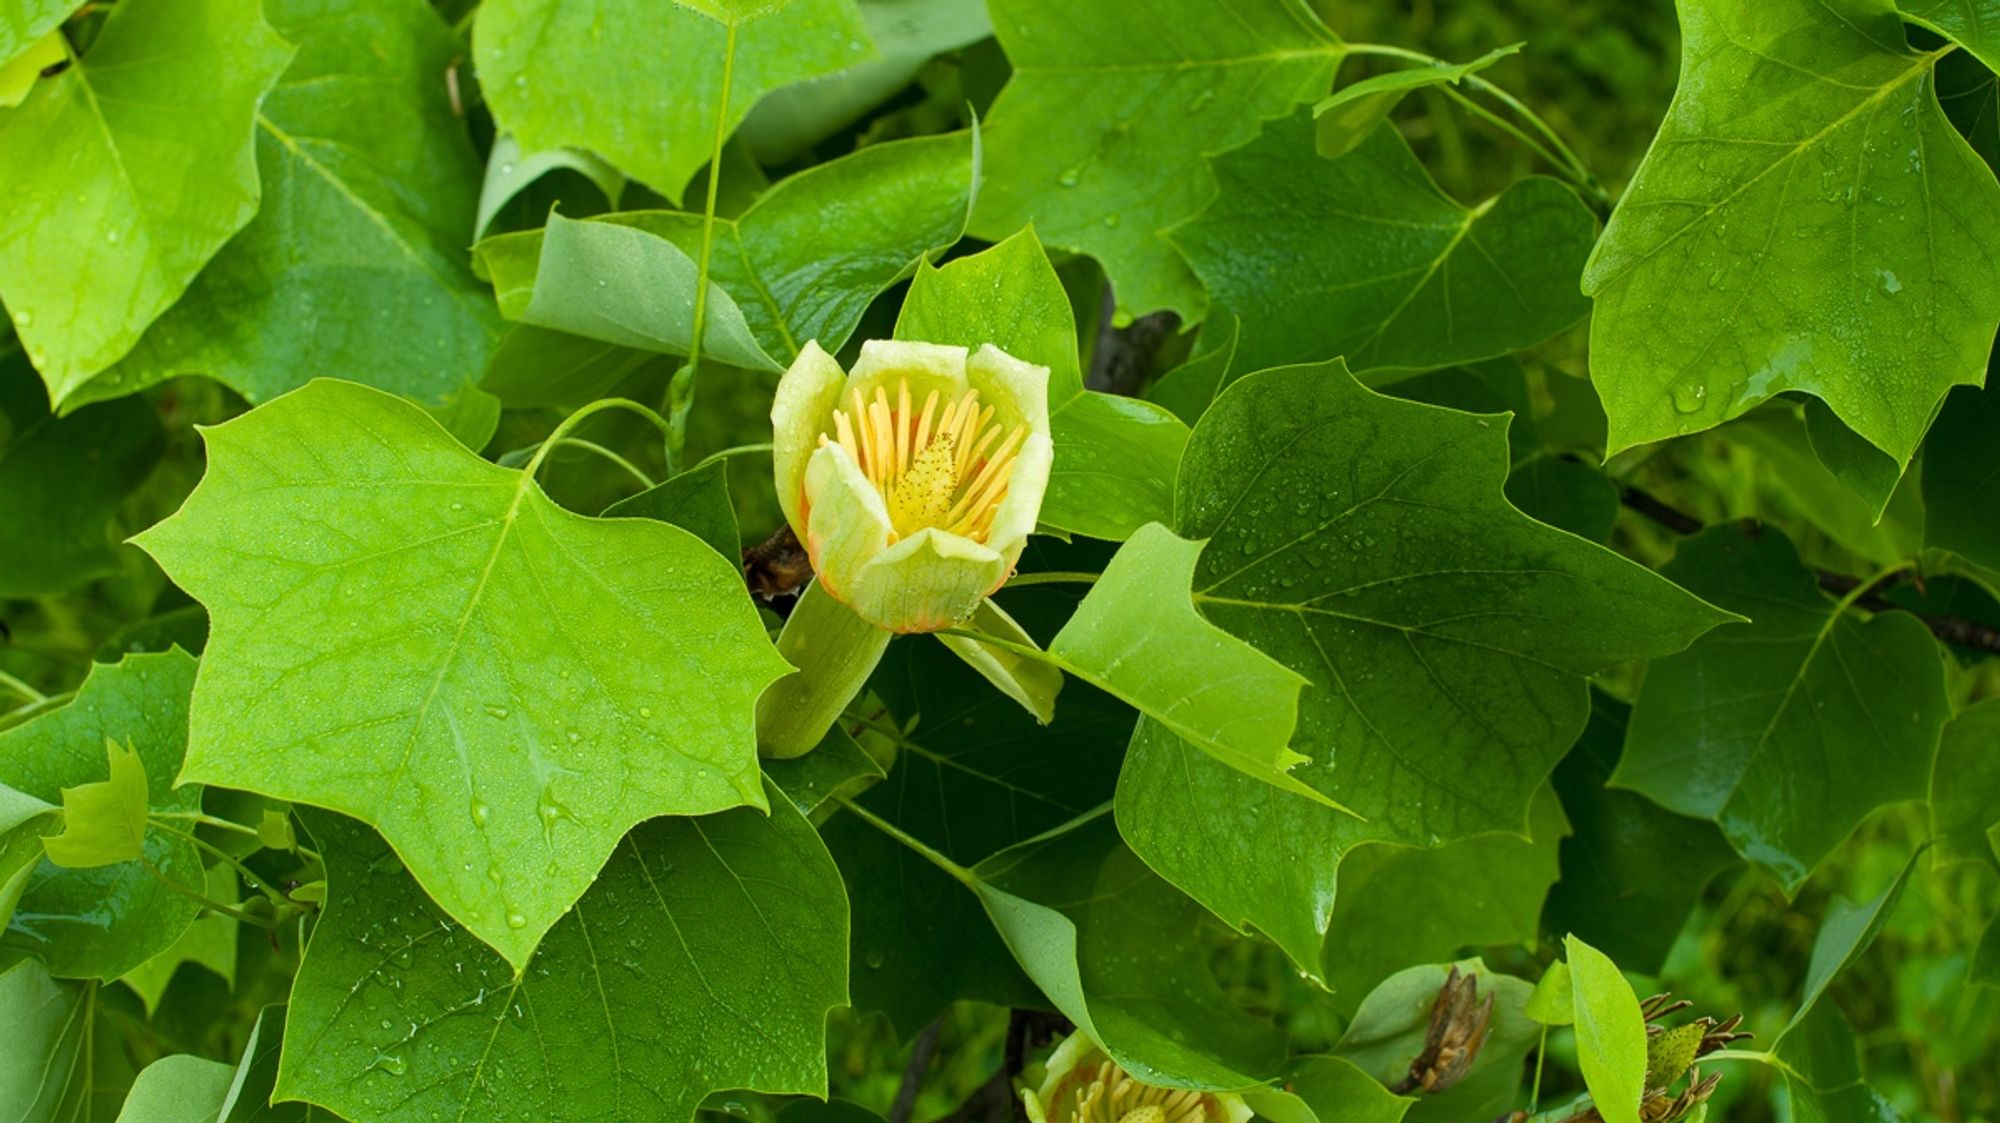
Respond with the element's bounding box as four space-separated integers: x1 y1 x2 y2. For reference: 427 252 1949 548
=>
821 377 1026 543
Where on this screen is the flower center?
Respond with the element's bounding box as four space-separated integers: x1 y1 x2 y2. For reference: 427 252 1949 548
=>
1059 1062 1217 1123
820 377 1026 543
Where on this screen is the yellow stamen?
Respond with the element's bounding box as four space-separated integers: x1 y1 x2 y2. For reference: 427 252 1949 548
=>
1053 1059 1217 1123
822 377 1025 545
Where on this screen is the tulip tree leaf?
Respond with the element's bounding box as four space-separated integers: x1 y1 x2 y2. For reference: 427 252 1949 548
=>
474 0 873 203
1181 361 1729 836
1931 698 2000 870
0 961 138 1122
1922 382 2000 570
972 814 1288 1090
1615 524 1950 892
1543 694 1740 974
134 379 791 969
1564 935 1646 1123
0 651 205 981
603 460 742 560
0 349 164 598
0 2 76 67
1772 1001 1902 1123
280 803 847 1123
117 863 238 1018
0 0 291 403
895 228 1189 541
92 0 502 433
1048 524 1320 804
1170 115 1596 376
971 0 1343 318
1902 0 2000 72
828 625 1129 1034
1583 0 2000 465
486 130 976 371
115 1054 237 1123
41 739 150 869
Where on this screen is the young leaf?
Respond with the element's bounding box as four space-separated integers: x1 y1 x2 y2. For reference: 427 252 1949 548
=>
1525 961 1573 1026
1543 693 1740 974
280 803 847 1123
0 961 138 1121
474 0 873 202
972 0 1343 317
115 1054 236 1123
1170 115 1596 376
0 350 164 597
95 0 503 435
1243 1056 1412 1123
135 380 790 969
1583 0 2000 466
0 783 57 933
1615 524 1950 892
0 651 204 981
0 1 76 67
1563 935 1646 1123
41 739 149 869
0 0 291 401
1312 44 1521 158
894 228 1190 540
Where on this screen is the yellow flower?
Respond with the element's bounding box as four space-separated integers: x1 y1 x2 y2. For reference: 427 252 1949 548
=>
1022 1035 1252 1123
772 339 1053 633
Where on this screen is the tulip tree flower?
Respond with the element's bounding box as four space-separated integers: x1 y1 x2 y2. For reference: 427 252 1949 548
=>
757 339 1055 757
1021 1033 1252 1123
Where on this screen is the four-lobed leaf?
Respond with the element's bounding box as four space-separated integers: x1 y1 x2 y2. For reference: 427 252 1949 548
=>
474 0 873 203
0 0 291 402
1584 0 2000 465
281 803 847 1123
1171 115 1596 376
135 379 790 968
1615 523 1950 891
41 739 150 870
972 0 1343 317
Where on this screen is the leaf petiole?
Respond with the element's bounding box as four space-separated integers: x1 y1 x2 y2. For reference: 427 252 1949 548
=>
833 794 979 891
137 853 285 930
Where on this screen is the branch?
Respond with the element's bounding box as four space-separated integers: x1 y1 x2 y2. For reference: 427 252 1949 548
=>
1087 285 1178 397
938 1009 1073 1123
889 1018 944 1123
1619 485 2000 655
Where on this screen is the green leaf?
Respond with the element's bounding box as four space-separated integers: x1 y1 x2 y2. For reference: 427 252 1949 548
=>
0 784 58 934
828 621 1129 1033
1583 0 2000 466
0 350 163 597
1505 456 1620 543
280 802 847 1122
1932 698 2000 869
1320 784 1568 1005
762 725 884 817
1333 959 1537 1123
477 327 667 412
974 814 1288 1089
41 740 149 869
1525 960 1573 1026
739 0 993 163
0 0 291 401
1174 360 1731 840
487 129 976 371
0 2 76 67
475 133 626 241
894 228 1188 540
936 599 1065 724
1771 1001 1901 1123
0 30 62 108
1724 408 1923 569
1543 694 1740 975
1170 116 1596 375
1793 849 1918 1026
115 1055 235 1123
1902 0 2000 72
95 0 502 433
0 962 137 1123
1923 381 2000 570
474 0 873 202
220 1006 340 1121
1312 45 1520 158
1563 934 1645 1123
118 863 237 1018
1243 1056 1411 1123
1615 524 1950 891
603 460 742 560
972 0 1342 317
1803 399 1905 521
0 651 203 981
134 380 790 969
1048 524 1319 803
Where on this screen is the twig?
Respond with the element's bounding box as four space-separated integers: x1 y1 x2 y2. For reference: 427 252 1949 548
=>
1619 485 2000 655
890 1019 944 1123
1088 287 1178 397
937 1008 1074 1123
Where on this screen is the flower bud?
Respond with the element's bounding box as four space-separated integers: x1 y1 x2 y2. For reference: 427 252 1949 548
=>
772 339 1053 633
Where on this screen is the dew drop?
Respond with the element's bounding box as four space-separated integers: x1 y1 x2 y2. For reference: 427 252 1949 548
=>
506 912 527 929
470 799 489 827
1056 169 1080 188
1669 381 1708 414
639 706 653 719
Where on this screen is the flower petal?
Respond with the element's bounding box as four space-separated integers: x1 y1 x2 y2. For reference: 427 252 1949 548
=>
847 339 970 405
801 442 894 603
845 527 1005 633
966 343 1053 436
771 340 850 535
984 431 1053 565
